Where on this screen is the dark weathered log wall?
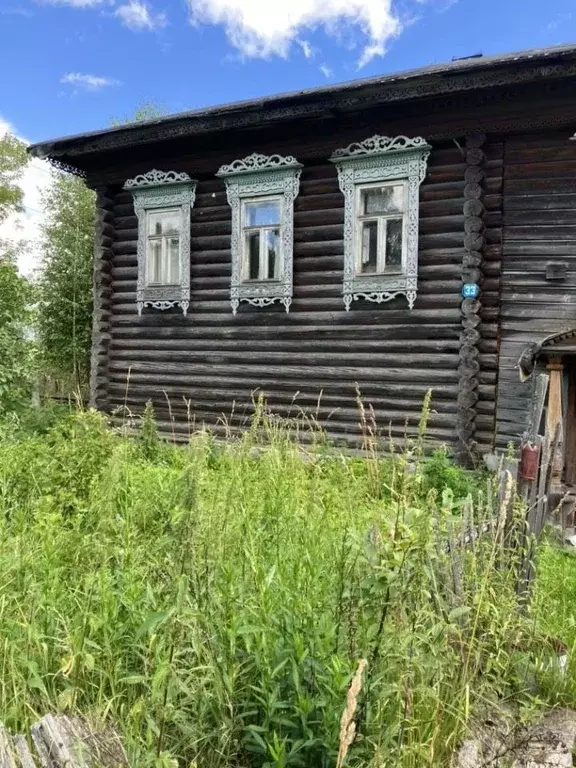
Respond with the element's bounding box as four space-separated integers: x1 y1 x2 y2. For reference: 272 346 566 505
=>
104 141 467 447
496 130 576 447
83 82 576 451
90 188 114 410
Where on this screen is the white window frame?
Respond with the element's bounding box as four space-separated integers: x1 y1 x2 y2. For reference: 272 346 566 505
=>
124 169 197 316
217 153 302 315
240 195 283 282
330 135 431 311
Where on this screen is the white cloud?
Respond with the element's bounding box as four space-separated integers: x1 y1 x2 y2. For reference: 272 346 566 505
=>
61 72 121 91
187 0 401 66
41 0 108 6
547 12 572 31
298 39 313 59
0 118 52 276
114 0 167 30
319 63 332 78
0 7 34 16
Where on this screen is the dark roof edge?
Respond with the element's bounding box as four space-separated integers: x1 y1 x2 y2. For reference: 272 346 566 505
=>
28 43 576 167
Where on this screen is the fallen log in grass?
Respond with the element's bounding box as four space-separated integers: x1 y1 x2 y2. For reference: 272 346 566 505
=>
0 715 128 767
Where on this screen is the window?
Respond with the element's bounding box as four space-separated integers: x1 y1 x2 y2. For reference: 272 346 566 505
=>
217 153 302 314
146 209 181 285
330 135 431 311
356 183 406 276
242 198 282 281
124 169 197 316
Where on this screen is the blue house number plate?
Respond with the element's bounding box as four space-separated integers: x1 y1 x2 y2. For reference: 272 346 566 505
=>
462 283 480 299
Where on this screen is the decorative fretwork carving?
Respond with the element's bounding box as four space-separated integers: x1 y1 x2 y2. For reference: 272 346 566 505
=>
217 153 302 314
141 299 190 314
330 135 430 310
47 157 87 178
124 170 197 317
331 135 430 160
217 153 301 176
124 169 193 189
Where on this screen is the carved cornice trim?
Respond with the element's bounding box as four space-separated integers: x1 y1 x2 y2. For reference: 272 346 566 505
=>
217 153 302 177
47 157 86 179
124 169 193 189
330 135 431 160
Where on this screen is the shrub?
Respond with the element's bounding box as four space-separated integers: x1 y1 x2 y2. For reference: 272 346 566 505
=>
422 447 477 499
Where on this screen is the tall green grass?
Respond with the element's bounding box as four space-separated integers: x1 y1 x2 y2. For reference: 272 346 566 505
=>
0 405 566 767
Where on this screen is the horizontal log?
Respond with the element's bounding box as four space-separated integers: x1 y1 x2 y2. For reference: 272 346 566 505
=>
109 324 461 344
109 296 461 315
108 373 459 398
110 348 461 369
111 336 461 353
108 359 460 382
107 383 458 409
108 397 458 427
108 415 459 446
110 280 463 305
110 261 464 285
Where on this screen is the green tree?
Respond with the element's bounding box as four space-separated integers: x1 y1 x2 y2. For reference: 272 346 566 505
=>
0 245 34 413
0 132 34 414
110 100 168 126
0 132 27 224
37 173 95 393
37 103 168 397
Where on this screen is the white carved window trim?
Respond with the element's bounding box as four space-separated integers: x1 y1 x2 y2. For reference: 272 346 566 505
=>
217 153 302 314
329 135 431 311
124 169 197 316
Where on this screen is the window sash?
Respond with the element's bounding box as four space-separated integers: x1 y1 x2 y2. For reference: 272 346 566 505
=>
355 182 407 276
146 229 181 285
241 197 283 282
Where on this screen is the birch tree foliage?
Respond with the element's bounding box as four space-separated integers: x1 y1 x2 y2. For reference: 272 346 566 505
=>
37 103 168 393
0 133 34 412
37 173 95 391
0 132 27 224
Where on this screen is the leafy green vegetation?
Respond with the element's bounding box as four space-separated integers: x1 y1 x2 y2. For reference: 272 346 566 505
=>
37 172 95 394
0 404 570 767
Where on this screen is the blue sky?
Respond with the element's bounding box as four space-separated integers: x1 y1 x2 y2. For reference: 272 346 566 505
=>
1 0 575 144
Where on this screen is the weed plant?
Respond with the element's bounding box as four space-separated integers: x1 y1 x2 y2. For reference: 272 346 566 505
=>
0 403 566 767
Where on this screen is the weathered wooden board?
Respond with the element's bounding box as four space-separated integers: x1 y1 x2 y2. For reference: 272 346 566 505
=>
495 131 576 448
0 716 127 768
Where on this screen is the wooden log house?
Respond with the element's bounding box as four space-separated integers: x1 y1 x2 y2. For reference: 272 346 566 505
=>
28 43 576 479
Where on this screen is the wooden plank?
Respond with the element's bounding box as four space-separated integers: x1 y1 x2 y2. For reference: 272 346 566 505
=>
0 724 17 768
12 736 37 768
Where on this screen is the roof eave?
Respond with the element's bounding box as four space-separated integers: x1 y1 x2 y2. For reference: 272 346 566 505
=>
27 43 576 171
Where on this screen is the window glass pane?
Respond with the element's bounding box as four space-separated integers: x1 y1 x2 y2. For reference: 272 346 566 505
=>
244 200 281 227
362 185 404 215
385 218 403 272
264 229 280 279
246 231 260 279
147 239 162 284
360 220 378 274
148 209 180 236
166 238 180 284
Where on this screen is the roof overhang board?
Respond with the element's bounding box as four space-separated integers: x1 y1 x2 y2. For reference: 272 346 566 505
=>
27 44 576 177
